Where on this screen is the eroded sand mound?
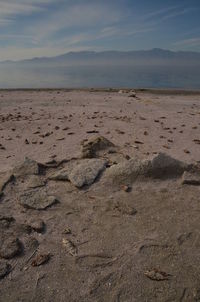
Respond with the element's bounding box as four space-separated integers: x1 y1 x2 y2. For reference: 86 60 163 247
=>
1 141 200 301
103 152 192 185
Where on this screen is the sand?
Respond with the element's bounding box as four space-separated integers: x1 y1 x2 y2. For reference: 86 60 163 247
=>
1 89 200 301
0 89 200 171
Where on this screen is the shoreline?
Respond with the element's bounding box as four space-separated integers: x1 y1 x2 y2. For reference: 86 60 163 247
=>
0 87 200 95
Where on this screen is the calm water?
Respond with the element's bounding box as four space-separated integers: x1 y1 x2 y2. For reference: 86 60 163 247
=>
0 64 200 89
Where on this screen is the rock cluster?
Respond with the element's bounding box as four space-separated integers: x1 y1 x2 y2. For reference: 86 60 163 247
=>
81 136 116 158
0 139 200 284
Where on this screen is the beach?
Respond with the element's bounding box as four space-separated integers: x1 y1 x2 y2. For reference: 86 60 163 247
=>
1 89 200 301
1 89 200 171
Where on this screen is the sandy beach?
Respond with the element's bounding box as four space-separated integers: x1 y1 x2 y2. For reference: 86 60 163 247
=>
1 89 200 301
1 89 200 171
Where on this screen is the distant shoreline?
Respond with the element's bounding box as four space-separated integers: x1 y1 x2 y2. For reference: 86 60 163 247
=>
0 88 200 95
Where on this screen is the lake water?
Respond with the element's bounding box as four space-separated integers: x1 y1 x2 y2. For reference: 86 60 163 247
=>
0 64 200 89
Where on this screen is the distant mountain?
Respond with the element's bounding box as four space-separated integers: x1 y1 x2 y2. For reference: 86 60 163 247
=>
1 48 200 66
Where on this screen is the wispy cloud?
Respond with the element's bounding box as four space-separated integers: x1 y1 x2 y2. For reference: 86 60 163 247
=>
143 5 181 20
0 1 199 60
143 4 198 25
174 37 200 47
26 2 123 42
0 0 54 24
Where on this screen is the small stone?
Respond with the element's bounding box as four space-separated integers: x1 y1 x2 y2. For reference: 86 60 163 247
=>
0 261 11 280
0 237 22 259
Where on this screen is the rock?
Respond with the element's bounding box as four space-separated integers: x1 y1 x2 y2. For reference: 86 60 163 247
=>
68 159 106 188
104 158 151 184
0 261 11 280
19 189 58 210
104 153 190 185
0 171 14 193
81 136 115 158
181 171 200 185
13 157 42 177
25 175 45 189
28 219 45 233
0 237 22 259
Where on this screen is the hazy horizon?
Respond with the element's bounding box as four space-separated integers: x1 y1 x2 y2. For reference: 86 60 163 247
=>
0 1 199 89
0 1 200 61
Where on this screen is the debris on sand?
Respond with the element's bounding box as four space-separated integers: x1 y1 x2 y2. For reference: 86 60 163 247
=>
181 171 200 185
62 238 77 256
62 227 72 235
81 136 116 158
68 159 106 188
0 237 22 259
31 253 50 267
0 261 11 280
144 268 171 281
19 189 58 210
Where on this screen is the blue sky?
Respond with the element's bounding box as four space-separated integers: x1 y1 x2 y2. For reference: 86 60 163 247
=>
0 0 200 60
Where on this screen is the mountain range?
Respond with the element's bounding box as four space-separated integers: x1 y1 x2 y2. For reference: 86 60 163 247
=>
1 48 200 66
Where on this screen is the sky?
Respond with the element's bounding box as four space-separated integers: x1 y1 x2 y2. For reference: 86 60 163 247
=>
0 0 200 61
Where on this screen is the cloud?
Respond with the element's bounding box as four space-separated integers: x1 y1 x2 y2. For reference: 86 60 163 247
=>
143 5 181 20
174 37 200 47
143 4 198 25
0 0 54 24
26 2 123 42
